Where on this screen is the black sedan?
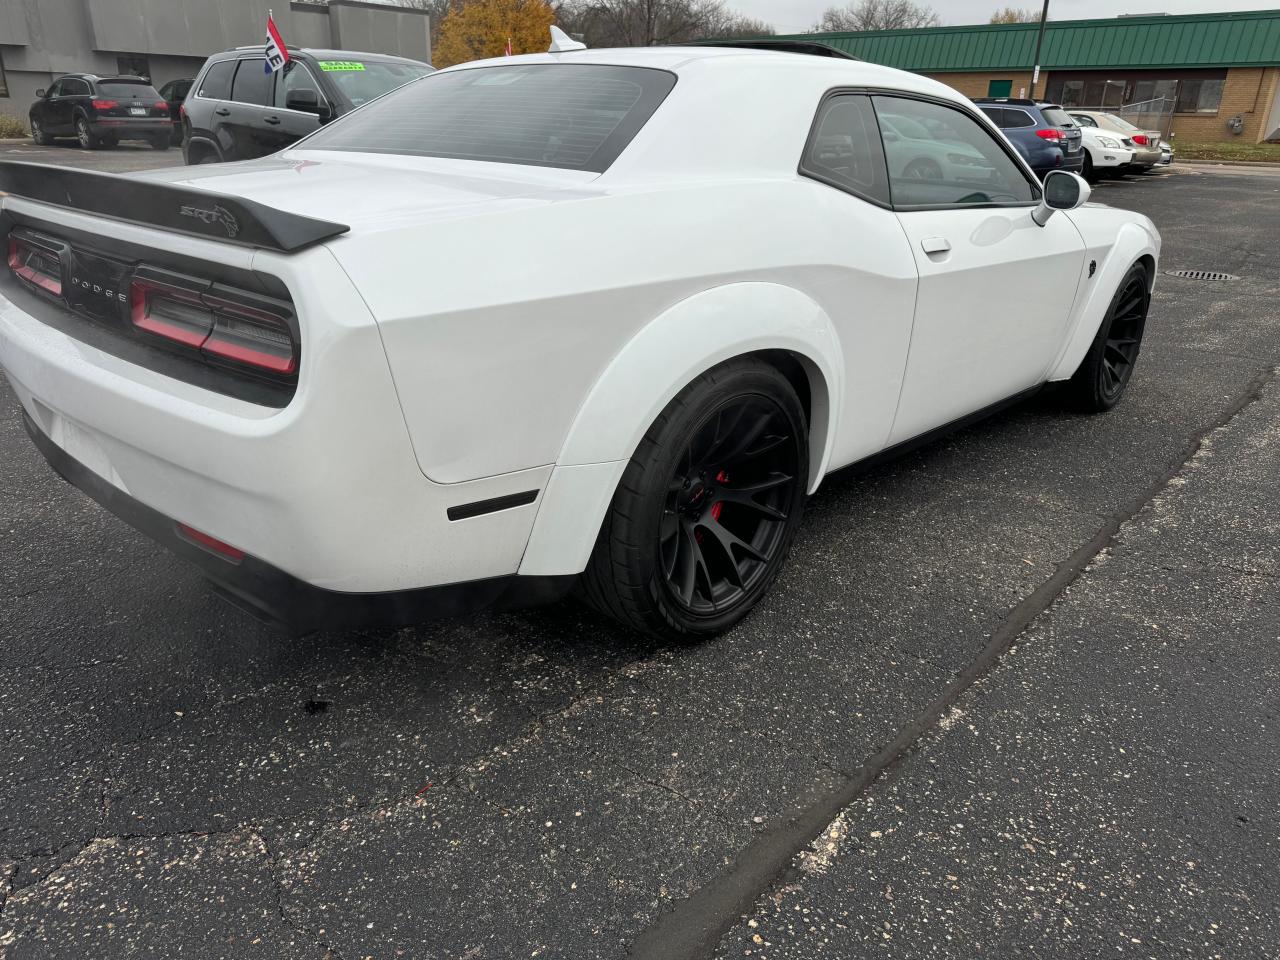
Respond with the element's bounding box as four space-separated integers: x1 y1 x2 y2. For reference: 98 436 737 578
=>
29 74 172 150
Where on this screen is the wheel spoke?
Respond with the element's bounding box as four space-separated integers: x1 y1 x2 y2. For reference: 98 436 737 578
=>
704 516 767 567
674 523 698 605
717 488 788 521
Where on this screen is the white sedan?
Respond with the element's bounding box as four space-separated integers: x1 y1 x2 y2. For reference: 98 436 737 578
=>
1077 124 1136 180
0 40 1160 640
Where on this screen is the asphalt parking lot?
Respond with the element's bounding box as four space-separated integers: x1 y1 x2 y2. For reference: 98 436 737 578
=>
1 149 1278 959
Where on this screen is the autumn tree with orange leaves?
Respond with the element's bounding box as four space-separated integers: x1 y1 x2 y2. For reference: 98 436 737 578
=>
434 0 558 67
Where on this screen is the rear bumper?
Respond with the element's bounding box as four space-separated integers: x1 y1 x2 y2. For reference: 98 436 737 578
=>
89 118 170 138
0 222 553 596
21 409 572 631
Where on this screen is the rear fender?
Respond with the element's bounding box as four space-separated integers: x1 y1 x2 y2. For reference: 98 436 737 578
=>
1048 219 1159 382
519 281 843 577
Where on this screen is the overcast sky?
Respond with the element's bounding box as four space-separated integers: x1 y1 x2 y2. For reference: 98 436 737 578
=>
746 0 1280 34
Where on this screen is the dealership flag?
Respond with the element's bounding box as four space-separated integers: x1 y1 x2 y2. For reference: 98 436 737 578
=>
264 11 290 74
504 37 514 56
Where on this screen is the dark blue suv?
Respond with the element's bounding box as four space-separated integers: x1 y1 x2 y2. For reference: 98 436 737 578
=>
974 98 1083 180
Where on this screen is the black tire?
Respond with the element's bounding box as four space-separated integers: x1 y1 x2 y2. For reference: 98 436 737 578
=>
75 116 99 150
1082 152 1096 182
1062 262 1150 412
579 357 809 641
30 118 51 146
150 137 170 151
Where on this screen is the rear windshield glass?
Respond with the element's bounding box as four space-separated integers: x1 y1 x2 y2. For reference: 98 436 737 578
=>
1040 107 1074 127
98 81 161 99
316 60 433 107
301 64 677 173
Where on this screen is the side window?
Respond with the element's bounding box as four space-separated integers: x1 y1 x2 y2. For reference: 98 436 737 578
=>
872 96 1036 209
230 59 272 106
47 80 65 98
979 107 1007 128
1073 114 1097 128
1003 109 1035 128
197 60 234 100
276 62 324 110
800 94 890 206
64 78 90 97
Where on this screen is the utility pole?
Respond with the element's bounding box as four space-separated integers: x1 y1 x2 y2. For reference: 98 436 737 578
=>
1030 0 1050 100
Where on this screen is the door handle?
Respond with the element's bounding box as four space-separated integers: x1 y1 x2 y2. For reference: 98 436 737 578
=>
920 236 951 254
264 115 281 125
214 107 231 116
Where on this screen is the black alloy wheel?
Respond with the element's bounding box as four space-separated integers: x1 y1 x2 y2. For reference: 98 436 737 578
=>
580 357 809 641
661 395 800 616
1098 270 1148 402
1064 262 1150 412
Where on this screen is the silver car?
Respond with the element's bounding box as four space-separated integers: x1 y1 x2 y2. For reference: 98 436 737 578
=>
1070 111 1163 169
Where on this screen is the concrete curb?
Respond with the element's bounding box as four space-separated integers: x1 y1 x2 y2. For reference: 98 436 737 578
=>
1176 157 1280 169
0 138 31 144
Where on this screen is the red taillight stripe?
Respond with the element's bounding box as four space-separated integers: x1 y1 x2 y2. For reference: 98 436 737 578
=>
176 523 245 563
7 235 62 296
202 337 297 374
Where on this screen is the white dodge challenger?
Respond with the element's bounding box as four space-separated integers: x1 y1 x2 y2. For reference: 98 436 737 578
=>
0 40 1159 640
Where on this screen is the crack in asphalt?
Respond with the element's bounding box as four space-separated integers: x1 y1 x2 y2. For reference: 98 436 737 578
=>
626 365 1279 960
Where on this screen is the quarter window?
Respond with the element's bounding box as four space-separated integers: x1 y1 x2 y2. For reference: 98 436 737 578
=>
801 94 890 205
63 78 90 97
230 59 272 106
197 60 234 100
872 96 1036 208
1003 109 1035 128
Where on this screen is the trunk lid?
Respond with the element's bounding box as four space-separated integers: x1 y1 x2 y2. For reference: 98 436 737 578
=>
130 151 602 237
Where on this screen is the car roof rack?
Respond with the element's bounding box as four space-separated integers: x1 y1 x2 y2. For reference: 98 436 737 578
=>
973 97 1040 105
693 39 862 60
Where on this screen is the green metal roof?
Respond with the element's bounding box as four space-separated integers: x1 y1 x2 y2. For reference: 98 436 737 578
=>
774 10 1280 73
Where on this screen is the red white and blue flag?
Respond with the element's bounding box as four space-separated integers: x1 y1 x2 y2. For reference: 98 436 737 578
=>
264 12 290 74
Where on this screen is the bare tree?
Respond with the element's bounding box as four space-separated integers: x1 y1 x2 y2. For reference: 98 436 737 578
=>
555 0 771 47
989 6 1041 23
813 0 939 32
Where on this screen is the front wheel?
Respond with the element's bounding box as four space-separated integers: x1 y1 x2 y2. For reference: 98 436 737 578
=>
1082 152 1096 182
1063 262 1150 412
579 357 809 641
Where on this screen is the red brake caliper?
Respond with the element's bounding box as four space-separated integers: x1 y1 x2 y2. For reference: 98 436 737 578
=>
711 470 728 521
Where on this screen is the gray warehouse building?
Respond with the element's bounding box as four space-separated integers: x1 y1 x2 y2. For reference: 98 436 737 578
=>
0 0 431 117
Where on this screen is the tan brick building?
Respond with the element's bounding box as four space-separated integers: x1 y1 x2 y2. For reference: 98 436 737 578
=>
781 11 1280 145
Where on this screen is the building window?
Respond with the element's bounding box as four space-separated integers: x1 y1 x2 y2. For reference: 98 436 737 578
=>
1176 78 1225 114
1131 79 1179 107
117 55 151 79
0 49 8 98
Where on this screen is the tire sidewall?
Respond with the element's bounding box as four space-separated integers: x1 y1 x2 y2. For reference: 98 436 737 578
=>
636 364 809 637
1082 261 1150 410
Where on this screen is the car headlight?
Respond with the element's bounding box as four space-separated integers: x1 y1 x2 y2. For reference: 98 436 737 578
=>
1097 137 1121 148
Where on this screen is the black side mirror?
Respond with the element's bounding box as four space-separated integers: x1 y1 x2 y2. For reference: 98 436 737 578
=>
286 89 330 122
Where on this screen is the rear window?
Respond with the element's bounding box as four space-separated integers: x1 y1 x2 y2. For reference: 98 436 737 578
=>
315 59 432 107
97 81 161 99
300 64 677 173
1040 107 1074 127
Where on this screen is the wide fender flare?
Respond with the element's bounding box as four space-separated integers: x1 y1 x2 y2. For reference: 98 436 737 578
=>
519 282 844 578
1047 221 1159 382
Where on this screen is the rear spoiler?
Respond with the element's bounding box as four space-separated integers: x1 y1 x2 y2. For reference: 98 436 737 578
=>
0 161 349 253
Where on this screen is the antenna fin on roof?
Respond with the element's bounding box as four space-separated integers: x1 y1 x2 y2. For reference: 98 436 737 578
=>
549 26 586 52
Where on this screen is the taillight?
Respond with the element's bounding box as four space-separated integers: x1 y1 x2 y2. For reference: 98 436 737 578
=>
7 233 63 297
1131 134 1149 146
1035 128 1065 142
91 99 118 110
155 101 169 112
129 270 298 377
130 276 212 347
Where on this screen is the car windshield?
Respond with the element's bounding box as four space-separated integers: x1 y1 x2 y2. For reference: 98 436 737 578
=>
314 59 433 107
300 64 678 173
97 80 161 99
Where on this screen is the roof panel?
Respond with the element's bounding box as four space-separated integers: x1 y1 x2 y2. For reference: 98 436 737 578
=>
766 10 1280 72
